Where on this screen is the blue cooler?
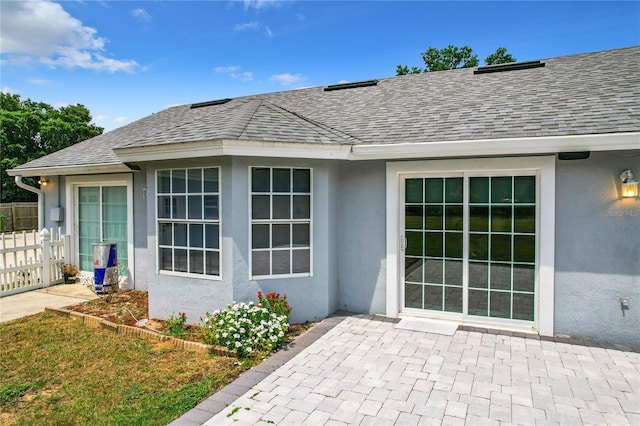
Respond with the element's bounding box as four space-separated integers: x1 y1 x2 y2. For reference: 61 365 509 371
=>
93 242 118 293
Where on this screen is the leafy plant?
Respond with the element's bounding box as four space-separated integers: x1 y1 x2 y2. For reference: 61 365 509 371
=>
202 301 289 358
0 214 8 232
164 312 189 338
60 263 79 276
257 291 292 321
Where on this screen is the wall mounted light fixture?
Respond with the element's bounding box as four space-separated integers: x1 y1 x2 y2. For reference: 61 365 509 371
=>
620 170 639 198
38 178 48 186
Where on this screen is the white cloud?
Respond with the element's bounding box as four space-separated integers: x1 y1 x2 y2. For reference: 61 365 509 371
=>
242 0 287 10
131 8 152 22
234 21 260 31
215 65 254 82
265 26 273 37
28 78 54 86
94 114 109 122
1 86 16 94
113 117 128 123
270 73 305 86
0 0 140 73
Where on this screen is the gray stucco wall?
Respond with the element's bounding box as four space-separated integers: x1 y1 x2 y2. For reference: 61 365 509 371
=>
554 150 640 346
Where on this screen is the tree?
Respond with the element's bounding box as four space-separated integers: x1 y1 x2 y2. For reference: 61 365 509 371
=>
485 47 517 65
396 45 516 75
0 93 103 202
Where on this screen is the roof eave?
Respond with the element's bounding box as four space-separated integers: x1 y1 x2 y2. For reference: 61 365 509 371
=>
113 138 353 162
7 163 133 177
351 132 640 160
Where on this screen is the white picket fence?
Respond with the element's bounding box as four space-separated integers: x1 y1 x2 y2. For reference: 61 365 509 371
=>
0 228 70 297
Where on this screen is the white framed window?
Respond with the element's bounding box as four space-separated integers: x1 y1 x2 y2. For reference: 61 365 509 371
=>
156 167 220 278
250 167 312 278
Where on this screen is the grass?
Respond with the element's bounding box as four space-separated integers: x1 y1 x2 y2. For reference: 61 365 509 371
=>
0 311 251 425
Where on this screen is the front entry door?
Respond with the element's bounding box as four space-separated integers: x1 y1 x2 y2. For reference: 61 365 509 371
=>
403 174 537 323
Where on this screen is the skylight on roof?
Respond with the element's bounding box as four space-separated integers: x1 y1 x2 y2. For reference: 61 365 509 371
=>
190 98 232 108
324 79 378 91
474 60 545 75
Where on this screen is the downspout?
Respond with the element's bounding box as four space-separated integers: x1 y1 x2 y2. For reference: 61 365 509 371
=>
14 176 44 230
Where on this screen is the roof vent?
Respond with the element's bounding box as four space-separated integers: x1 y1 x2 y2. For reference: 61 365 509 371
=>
190 98 232 108
324 79 378 91
474 60 545 75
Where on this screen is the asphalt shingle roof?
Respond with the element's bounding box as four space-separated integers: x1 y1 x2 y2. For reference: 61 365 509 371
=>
13 46 640 171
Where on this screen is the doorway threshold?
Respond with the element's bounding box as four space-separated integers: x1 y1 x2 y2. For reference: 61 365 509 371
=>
395 317 459 335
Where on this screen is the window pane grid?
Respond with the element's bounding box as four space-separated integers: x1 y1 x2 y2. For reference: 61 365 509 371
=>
157 167 220 277
251 167 311 277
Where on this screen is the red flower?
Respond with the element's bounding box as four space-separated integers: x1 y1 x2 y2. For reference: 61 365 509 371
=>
257 291 263 298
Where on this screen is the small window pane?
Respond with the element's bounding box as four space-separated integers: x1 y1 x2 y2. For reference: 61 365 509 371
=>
468 290 488 317
273 195 291 219
204 195 219 220
292 223 310 247
203 168 219 193
160 248 173 270
206 251 220 275
174 249 188 272
189 250 204 274
470 206 489 232
491 206 512 232
272 224 290 248
423 285 443 310
425 178 443 203
445 206 463 230
406 179 423 203
174 223 187 247
513 293 534 321
172 196 186 219
252 195 270 219
405 257 423 283
293 195 310 219
252 168 270 192
515 206 535 233
444 260 462 285
252 224 270 249
424 259 443 284
469 233 489 260
425 232 443 257
425 206 443 230
514 176 535 204
513 264 535 292
490 263 511 290
157 170 171 193
490 291 511 318
491 234 512 262
445 232 463 259
159 223 172 246
188 195 202 219
470 177 489 203
405 205 423 230
172 170 186 193
205 224 219 249
188 169 202 193
293 169 311 193
514 235 535 263
405 283 422 309
445 287 463 313
272 250 290 275
189 224 203 248
469 262 489 288
158 196 171 219
445 177 463 203
273 169 291 192
292 249 310 273
252 251 270 275
491 177 512 203
406 231 423 256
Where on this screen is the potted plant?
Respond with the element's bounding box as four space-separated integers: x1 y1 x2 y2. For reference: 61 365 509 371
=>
61 263 79 284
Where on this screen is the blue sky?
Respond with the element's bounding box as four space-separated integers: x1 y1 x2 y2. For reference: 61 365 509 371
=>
1 1 639 132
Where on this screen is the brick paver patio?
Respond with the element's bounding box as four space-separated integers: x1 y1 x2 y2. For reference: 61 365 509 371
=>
176 315 640 425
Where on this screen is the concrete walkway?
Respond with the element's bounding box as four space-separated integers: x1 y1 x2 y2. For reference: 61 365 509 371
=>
0 283 98 322
175 315 639 426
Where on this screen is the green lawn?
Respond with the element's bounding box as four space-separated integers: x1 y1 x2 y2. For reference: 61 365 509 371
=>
0 312 250 425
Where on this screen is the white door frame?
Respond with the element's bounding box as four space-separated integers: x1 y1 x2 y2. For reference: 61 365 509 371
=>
65 173 135 288
386 156 556 336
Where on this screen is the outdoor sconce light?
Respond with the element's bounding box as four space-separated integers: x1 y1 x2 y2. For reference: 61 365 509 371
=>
38 178 48 186
620 170 639 198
